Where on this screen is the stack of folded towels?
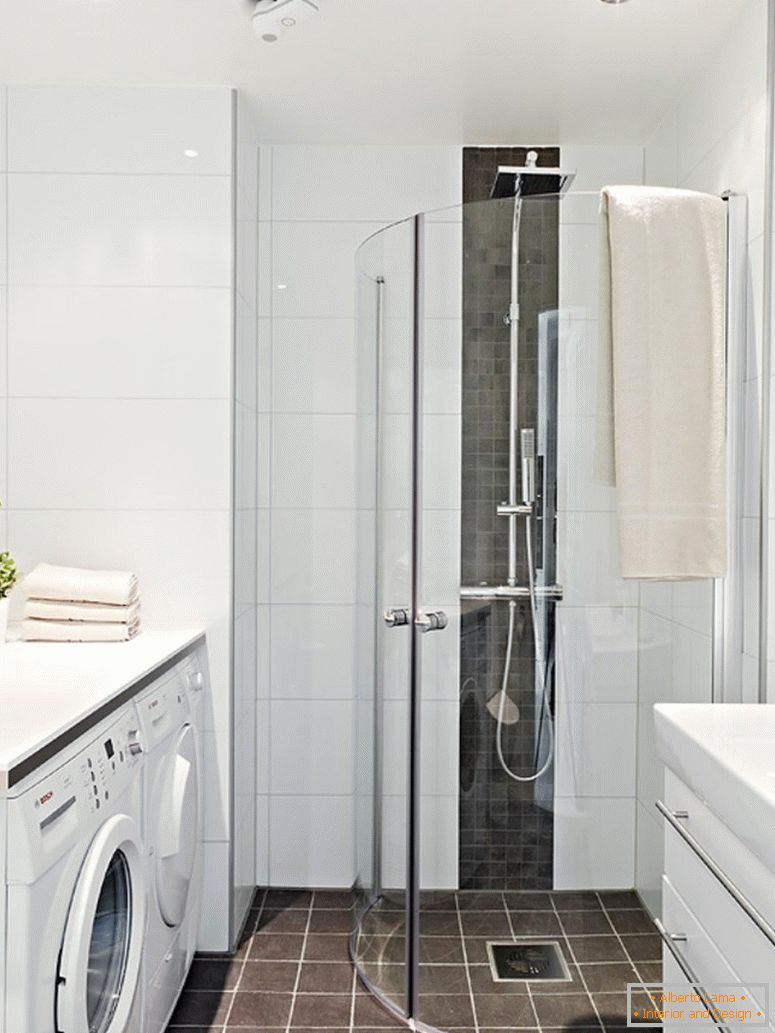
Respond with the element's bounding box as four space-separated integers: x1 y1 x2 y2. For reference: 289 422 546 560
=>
21 563 141 642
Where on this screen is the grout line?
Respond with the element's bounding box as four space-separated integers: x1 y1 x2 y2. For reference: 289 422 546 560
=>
348 954 358 1033
596 894 659 1013
550 896 605 1033
454 890 480 1033
286 888 316 1033
222 886 267 1030
504 891 541 1033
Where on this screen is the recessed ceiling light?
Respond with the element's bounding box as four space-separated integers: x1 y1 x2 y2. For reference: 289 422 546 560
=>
277 284 288 290
599 0 630 4
183 149 199 158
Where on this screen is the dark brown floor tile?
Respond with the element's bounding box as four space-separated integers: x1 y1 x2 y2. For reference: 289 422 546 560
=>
257 908 309 934
421 911 464 936
478 1028 539 1033
532 992 599 1027
606 909 654 935
552 892 603 912
474 993 536 1027
308 909 354 934
504 891 553 912
168 990 232 1027
619 934 662 962
292 994 352 1027
314 890 355 909
418 993 475 1027
264 889 313 910
598 891 641 910
465 937 498 965
636 962 663 982
566 936 627 964
239 961 298 992
298 961 354 993
418 964 470 993
420 936 465 964
186 958 242 991
290 1028 350 1033
560 911 614 935
229 991 294 1027
630 991 664 1023
352 992 406 1028
541 1027 601 1033
305 933 352 962
460 911 512 937
356 961 405 996
578 963 640 992
456 891 507 910
592 992 630 1026
508 911 562 936
248 933 305 960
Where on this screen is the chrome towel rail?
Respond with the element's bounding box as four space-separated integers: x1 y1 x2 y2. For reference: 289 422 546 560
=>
656 800 775 950
652 917 732 1033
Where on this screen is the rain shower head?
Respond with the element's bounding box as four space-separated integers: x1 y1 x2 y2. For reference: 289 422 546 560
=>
490 150 576 200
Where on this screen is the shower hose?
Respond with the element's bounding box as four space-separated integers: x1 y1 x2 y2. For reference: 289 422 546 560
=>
495 514 554 783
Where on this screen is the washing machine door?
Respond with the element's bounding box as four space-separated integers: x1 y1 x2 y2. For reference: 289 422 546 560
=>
154 723 200 928
57 814 146 1033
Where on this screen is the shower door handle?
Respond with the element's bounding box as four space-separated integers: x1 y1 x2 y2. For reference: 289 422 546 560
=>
383 608 411 627
415 611 448 633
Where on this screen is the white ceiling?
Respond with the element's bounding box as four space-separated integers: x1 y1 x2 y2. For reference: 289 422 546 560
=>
0 0 748 143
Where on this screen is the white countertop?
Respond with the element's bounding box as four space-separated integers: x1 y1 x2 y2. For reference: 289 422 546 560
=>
0 628 205 787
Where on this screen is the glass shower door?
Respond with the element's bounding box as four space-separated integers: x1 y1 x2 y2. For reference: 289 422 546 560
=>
353 215 418 1019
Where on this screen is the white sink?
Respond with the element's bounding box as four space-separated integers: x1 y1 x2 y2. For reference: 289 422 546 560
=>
654 703 775 872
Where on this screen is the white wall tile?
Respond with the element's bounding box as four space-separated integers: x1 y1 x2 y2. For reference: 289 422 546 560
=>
0 289 7 401
272 222 384 318
421 509 461 607
8 174 231 286
0 88 6 173
419 795 459 890
272 414 358 509
557 606 638 703
270 700 354 794
202 729 230 841
273 318 356 413
7 86 233 175
256 795 270 886
424 319 462 415
556 703 636 798
269 795 354 887
560 512 638 607
8 285 232 398
554 798 635 890
271 605 355 700
557 415 617 512
270 508 356 604
424 222 462 319
0 175 6 284
637 610 713 706
271 145 461 223
558 223 598 314
635 803 664 919
422 414 461 510
7 398 230 510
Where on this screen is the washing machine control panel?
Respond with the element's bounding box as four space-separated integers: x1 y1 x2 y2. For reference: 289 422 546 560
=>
135 667 190 749
76 708 142 815
7 708 144 882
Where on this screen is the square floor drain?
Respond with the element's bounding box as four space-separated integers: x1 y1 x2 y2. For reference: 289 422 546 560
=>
487 941 572 982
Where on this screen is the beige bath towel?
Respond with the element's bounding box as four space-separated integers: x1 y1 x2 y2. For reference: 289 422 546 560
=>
21 617 140 642
24 598 141 624
23 563 139 606
597 186 727 580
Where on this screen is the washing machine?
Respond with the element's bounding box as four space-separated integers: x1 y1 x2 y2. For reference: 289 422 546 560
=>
135 653 204 1033
4 705 146 1033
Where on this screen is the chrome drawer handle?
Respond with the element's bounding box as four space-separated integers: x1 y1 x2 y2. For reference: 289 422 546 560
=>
656 799 775 949
653 919 731 1033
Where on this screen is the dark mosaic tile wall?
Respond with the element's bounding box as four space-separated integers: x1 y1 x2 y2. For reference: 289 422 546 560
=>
459 147 559 891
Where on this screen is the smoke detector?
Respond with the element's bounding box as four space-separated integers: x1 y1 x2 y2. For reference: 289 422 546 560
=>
250 0 320 42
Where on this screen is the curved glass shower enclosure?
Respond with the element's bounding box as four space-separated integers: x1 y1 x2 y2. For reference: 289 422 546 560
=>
351 178 724 1029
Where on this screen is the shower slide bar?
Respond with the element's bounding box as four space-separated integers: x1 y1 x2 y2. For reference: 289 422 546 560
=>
460 584 563 601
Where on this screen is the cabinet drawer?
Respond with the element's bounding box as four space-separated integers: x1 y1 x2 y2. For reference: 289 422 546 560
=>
665 824 774 1000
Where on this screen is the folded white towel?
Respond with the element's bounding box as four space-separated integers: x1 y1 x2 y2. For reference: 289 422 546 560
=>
21 617 141 643
23 563 139 606
597 185 727 580
25 598 141 625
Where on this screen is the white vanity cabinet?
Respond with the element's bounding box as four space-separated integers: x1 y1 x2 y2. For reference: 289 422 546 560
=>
659 769 775 1032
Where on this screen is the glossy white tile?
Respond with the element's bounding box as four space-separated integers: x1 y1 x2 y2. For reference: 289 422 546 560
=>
557 606 638 703
269 795 354 887
271 414 358 509
270 700 354 795
8 174 231 286
7 86 233 174
554 797 635 889
270 605 355 700
270 508 357 604
556 703 636 798
272 318 357 413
